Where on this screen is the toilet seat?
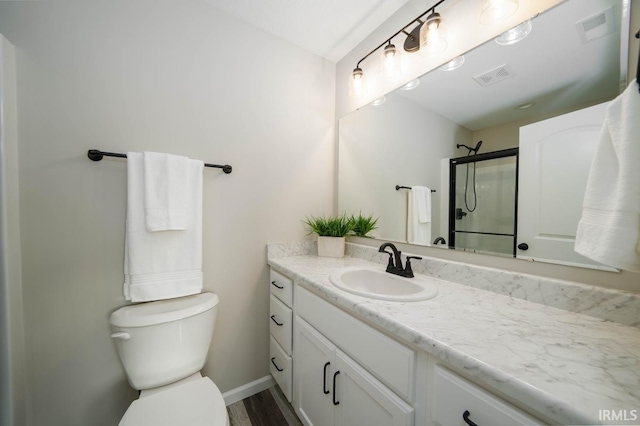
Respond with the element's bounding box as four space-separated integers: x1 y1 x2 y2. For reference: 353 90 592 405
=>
119 377 228 426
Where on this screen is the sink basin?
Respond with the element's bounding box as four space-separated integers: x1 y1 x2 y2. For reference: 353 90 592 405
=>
329 266 438 302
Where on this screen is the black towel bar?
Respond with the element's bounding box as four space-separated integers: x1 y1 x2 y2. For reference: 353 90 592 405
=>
396 185 436 193
87 149 232 174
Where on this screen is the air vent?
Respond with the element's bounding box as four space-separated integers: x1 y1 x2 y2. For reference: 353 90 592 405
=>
473 64 515 87
576 6 615 44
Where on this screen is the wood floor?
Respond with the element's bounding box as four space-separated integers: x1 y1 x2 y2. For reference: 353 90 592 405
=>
227 386 303 426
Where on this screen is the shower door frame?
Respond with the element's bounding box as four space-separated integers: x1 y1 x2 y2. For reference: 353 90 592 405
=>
448 147 519 257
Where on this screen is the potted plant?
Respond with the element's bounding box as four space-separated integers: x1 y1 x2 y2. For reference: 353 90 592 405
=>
304 214 353 258
349 213 379 238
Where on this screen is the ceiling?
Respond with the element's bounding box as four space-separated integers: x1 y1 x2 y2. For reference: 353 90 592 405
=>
202 0 410 63
395 0 625 130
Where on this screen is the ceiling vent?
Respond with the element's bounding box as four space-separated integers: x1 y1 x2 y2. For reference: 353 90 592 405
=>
576 6 615 44
473 64 515 87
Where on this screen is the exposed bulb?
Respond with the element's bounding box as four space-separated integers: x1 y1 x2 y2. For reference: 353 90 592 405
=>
420 12 447 57
349 67 365 98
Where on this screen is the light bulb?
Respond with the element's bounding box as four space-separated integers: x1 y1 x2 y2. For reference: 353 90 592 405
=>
349 67 366 98
379 43 402 78
420 12 447 57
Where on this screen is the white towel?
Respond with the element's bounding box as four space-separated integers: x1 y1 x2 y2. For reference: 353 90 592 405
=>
144 151 189 232
574 79 640 272
407 186 432 245
124 152 204 302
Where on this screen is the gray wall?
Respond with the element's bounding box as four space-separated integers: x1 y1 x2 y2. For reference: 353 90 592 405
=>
0 1 335 425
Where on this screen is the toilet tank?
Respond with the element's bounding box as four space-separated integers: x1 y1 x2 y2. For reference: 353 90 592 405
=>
110 292 219 390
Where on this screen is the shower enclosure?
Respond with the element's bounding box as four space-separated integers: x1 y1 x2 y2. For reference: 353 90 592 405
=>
448 148 519 257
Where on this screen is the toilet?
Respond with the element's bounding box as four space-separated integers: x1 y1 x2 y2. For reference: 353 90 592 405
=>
110 292 228 426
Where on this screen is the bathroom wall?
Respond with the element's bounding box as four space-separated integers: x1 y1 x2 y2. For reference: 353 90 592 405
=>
339 92 468 243
0 1 335 425
0 34 26 426
336 0 640 292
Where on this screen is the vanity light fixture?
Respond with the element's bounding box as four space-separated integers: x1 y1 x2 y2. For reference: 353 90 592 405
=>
420 11 448 57
479 0 519 25
400 78 421 90
439 55 465 71
349 67 366 98
348 0 447 98
495 19 532 45
380 42 402 77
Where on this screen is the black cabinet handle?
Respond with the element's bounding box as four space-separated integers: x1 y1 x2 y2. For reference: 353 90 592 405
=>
332 371 341 405
463 410 478 426
517 243 529 251
271 280 284 289
270 357 284 372
270 315 283 326
323 362 330 394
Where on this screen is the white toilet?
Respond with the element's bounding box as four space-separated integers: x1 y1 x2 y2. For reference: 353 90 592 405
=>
110 292 228 426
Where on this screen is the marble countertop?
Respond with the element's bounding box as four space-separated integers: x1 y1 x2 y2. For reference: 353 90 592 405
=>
268 253 640 426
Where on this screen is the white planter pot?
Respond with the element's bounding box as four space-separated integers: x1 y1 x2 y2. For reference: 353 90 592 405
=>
317 236 346 258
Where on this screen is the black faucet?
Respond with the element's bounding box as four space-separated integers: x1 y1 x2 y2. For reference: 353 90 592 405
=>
378 242 422 278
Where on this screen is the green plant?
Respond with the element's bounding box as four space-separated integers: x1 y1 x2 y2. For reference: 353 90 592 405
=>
304 214 353 237
349 213 379 237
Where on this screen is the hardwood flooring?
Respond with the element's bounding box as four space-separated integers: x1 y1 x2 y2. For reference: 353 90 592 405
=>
227 386 303 426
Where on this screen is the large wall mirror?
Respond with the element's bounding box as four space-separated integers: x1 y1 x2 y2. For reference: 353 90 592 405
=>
339 0 629 270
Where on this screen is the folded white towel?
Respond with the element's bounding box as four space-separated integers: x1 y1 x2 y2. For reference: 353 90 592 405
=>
408 186 432 245
144 151 189 232
124 152 204 302
574 79 640 272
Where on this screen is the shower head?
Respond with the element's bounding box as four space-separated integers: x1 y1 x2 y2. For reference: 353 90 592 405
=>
456 141 483 156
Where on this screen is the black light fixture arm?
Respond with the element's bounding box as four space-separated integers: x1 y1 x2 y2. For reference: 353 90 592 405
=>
87 149 232 174
354 0 446 69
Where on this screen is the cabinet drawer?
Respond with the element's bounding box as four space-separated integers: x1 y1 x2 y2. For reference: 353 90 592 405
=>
296 286 415 402
270 269 293 307
270 335 292 402
434 366 545 426
270 294 292 354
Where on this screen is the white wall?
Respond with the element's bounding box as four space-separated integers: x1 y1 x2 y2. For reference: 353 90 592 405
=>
339 92 469 242
0 34 26 426
0 1 335 425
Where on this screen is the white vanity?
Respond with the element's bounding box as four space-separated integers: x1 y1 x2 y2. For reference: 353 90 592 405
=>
267 241 640 426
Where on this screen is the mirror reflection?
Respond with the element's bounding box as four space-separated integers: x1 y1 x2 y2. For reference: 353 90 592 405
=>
338 0 626 269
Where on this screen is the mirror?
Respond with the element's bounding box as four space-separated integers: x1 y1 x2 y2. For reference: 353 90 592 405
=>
338 0 627 269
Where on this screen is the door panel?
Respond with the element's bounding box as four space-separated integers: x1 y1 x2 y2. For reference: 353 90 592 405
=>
517 102 615 270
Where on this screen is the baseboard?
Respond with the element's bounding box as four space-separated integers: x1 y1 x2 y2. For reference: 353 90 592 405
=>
222 375 276 406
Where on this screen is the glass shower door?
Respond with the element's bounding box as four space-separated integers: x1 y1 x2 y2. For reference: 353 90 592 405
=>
448 148 518 257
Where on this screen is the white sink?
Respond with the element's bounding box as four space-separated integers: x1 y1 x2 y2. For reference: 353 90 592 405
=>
329 266 438 302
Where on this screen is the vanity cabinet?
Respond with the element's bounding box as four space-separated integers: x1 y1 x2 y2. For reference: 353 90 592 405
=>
294 286 414 426
269 269 294 401
432 365 544 426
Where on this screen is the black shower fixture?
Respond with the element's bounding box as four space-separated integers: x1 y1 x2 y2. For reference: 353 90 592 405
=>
457 141 483 156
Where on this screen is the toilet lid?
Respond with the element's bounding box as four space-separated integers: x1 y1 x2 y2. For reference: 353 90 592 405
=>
119 377 227 426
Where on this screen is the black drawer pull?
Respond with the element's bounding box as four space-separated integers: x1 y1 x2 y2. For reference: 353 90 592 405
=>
332 371 340 405
271 280 284 289
463 410 478 426
323 362 331 394
270 315 283 326
270 357 284 372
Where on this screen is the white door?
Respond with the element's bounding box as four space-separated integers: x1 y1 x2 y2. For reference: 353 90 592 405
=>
294 317 336 426
334 349 414 426
518 102 614 269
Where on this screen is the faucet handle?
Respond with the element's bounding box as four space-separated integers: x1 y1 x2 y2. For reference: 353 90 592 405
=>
404 256 422 278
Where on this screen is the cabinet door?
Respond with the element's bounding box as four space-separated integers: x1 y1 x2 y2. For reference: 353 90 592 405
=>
294 317 336 426
334 349 414 426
